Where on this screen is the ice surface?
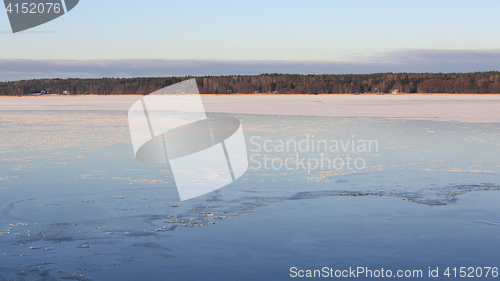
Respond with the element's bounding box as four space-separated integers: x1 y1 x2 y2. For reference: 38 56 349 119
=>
2 95 500 122
0 96 499 279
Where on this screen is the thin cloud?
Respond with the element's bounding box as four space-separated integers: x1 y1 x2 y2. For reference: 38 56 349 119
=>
1 49 500 81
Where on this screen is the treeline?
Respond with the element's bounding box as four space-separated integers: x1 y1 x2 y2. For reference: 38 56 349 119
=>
2 72 500 96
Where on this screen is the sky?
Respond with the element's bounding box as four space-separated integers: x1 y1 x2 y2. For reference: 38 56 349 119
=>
1 0 500 80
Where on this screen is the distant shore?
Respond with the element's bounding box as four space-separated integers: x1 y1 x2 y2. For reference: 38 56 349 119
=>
2 93 500 97
2 73 500 96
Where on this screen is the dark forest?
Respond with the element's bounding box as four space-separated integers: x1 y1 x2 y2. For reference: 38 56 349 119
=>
2 72 500 96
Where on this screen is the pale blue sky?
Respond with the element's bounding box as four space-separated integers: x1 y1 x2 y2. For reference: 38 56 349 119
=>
1 0 500 79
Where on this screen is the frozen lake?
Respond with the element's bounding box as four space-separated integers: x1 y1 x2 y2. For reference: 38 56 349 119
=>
2 94 500 122
0 95 499 280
